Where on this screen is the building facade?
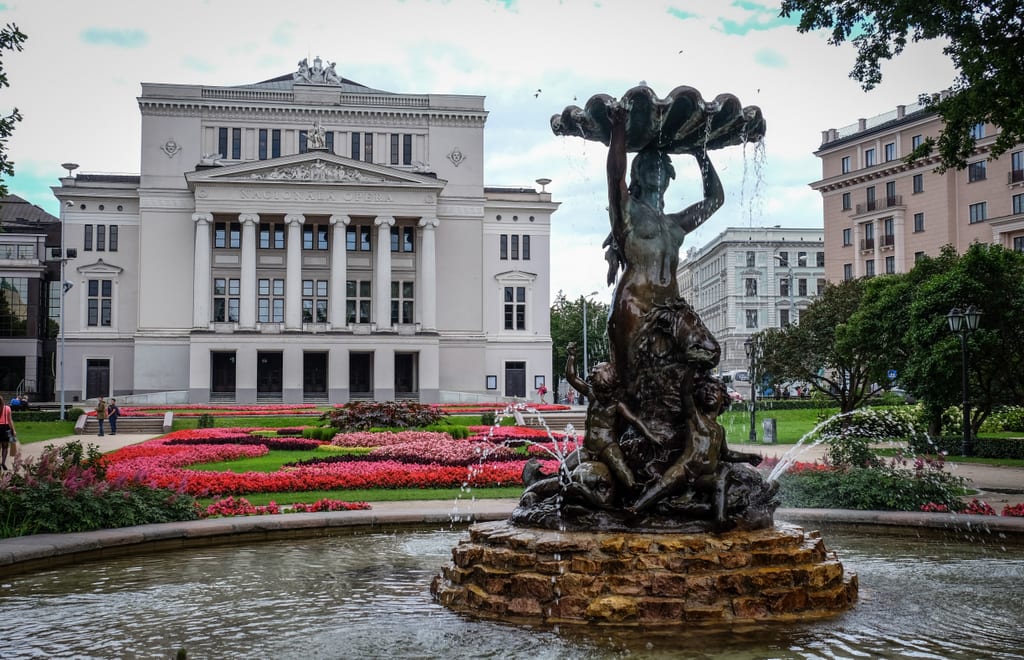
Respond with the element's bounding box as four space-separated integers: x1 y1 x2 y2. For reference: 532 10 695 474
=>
0 195 61 400
52 58 557 404
812 94 1024 282
678 226 825 375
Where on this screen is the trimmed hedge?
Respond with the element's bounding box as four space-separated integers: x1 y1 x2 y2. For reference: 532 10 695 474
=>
907 435 1024 459
11 410 64 422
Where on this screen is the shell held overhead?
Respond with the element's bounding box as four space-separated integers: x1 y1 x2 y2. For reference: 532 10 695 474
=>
551 84 766 154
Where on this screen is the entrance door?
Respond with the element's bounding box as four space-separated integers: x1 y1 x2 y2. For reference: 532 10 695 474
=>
210 352 236 401
257 351 283 400
350 352 373 399
394 352 418 399
303 352 328 400
504 361 526 398
85 358 110 399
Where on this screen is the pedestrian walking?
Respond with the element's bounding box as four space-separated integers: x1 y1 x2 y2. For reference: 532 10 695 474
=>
0 396 16 470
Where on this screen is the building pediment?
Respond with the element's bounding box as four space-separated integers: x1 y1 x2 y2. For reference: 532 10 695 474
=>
185 152 445 190
76 258 124 275
495 270 538 283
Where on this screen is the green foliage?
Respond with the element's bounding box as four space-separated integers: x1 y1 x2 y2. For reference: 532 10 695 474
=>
980 406 1024 433
0 23 26 196
423 423 469 439
550 290 610 390
480 411 497 426
0 443 198 538
68 407 85 420
197 413 216 428
780 0 1024 171
11 411 63 422
777 457 967 511
324 401 446 431
908 434 1024 459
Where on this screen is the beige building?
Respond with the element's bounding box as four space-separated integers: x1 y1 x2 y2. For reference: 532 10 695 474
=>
812 94 1024 282
52 57 557 404
679 226 825 376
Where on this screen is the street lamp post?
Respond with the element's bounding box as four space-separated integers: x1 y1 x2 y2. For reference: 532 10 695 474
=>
581 290 599 402
947 305 982 456
744 337 757 443
58 163 78 421
773 255 795 325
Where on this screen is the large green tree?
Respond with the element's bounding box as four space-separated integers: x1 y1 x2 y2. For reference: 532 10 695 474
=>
549 291 610 390
756 278 886 413
780 1 1024 171
0 23 26 197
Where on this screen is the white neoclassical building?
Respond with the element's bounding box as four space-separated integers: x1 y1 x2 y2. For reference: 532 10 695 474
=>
52 57 557 404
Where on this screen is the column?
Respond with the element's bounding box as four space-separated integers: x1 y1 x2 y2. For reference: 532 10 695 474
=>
329 214 350 329
374 215 395 330
852 222 864 278
417 217 439 331
285 213 305 330
192 213 213 328
239 213 259 329
872 218 881 275
893 209 906 273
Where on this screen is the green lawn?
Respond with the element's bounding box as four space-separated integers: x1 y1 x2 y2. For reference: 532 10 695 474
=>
719 406 838 445
8 420 78 444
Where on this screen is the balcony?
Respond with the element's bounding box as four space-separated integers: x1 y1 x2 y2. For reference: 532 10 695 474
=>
1010 169 1024 185
855 194 903 215
880 234 896 248
860 238 875 250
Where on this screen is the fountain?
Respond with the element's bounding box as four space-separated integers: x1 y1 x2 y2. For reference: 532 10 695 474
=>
431 84 857 625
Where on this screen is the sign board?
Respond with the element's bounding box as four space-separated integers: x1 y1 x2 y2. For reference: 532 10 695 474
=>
887 369 898 380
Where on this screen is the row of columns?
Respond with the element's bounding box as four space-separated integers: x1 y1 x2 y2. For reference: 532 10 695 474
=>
192 211 438 332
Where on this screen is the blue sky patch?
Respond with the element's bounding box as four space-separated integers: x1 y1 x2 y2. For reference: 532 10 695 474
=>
81 28 148 48
754 48 787 69
667 7 697 21
720 0 801 35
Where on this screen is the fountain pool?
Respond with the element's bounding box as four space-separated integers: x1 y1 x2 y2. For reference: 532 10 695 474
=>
1 523 1021 659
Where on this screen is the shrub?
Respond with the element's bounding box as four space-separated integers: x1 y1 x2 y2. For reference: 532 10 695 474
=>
324 401 447 431
68 407 85 420
480 411 497 426
776 455 967 512
908 435 1024 459
980 406 1024 433
197 413 216 428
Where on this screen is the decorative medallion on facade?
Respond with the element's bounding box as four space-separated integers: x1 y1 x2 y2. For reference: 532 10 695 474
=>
161 139 181 158
293 56 341 85
447 147 466 167
248 160 386 183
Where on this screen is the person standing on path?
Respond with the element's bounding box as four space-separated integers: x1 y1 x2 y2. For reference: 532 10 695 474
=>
0 396 16 470
107 399 120 435
95 397 107 437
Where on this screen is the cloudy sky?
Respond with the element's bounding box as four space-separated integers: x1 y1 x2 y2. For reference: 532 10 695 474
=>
3 0 957 300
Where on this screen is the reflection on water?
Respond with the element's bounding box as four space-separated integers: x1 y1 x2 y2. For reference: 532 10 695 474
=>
1 526 1023 659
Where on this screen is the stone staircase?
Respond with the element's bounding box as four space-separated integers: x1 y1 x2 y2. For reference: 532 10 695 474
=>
75 413 172 435
514 409 587 434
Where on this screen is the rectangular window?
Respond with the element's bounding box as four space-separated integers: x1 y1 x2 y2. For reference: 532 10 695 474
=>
970 123 985 139
390 280 414 325
1014 237 1024 253
745 309 758 329
259 129 268 160
915 251 926 263
271 129 281 158
403 134 412 165
402 226 414 253
214 222 226 249
776 251 788 267
390 227 399 252
346 280 372 324
1013 193 1024 215
84 225 93 251
232 128 241 159
798 278 808 296
746 251 755 267
745 278 757 296
969 202 988 224
522 234 530 260
504 286 526 330
257 278 285 323
885 255 895 274
865 259 876 277
300 224 328 251
912 134 922 150
318 225 329 251
351 132 360 160
884 142 896 161
968 160 986 182
1012 151 1024 183
360 226 371 251
86 279 113 327
0 276 29 336
511 235 520 260
913 173 923 193
325 131 334 154
816 278 826 294
364 134 373 162
390 134 399 164
883 217 895 240
865 148 876 166
914 212 925 233
229 222 241 248
218 127 228 159
391 226 414 253
866 186 876 210
843 263 853 281
109 225 118 251
842 228 852 246
96 225 105 252
213 277 240 323
885 181 897 204
779 278 789 297
816 251 825 267
797 251 807 267
499 234 508 260
302 279 329 323
841 156 851 174
259 223 271 249
304 226 314 250
274 224 285 249
347 225 371 251
841 192 851 210
779 309 789 327
299 130 308 154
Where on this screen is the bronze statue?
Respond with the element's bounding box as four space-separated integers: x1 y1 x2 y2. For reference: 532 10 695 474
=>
511 84 775 532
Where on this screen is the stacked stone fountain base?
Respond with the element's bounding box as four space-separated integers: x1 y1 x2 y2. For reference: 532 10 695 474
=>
431 520 857 626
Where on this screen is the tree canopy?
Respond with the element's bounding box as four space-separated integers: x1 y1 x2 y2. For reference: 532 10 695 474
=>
780 1 1024 171
549 291 610 394
0 23 26 197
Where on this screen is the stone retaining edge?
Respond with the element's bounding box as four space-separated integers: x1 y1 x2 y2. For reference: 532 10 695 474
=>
1 505 1022 577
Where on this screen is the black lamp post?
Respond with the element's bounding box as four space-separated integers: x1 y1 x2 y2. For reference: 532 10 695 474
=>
947 305 982 456
744 337 757 443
